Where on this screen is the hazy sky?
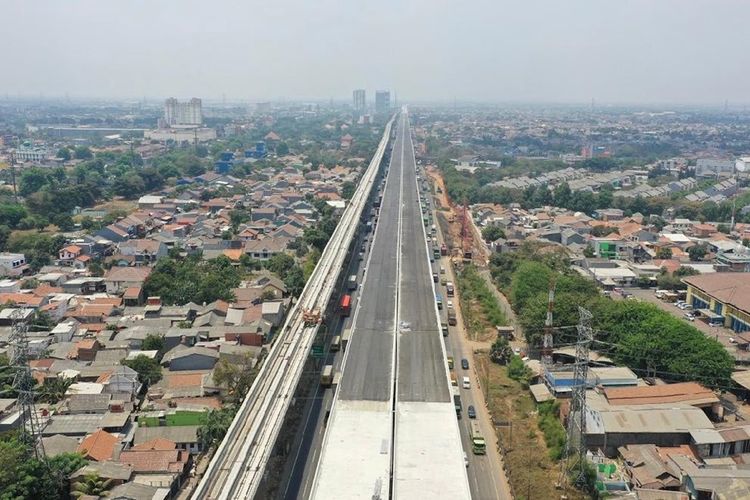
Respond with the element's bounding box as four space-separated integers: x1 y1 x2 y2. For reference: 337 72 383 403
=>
4 0 749 104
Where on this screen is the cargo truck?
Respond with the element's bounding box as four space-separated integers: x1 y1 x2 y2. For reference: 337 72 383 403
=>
453 387 462 418
447 308 457 326
340 294 352 316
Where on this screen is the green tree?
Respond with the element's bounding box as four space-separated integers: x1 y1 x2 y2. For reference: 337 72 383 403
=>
583 244 595 258
212 353 258 402
73 146 93 160
656 247 673 259
688 244 707 261
71 472 113 498
507 355 532 385
122 355 162 386
481 225 506 242
141 334 165 353
37 377 73 404
56 147 71 161
284 265 306 296
197 407 237 451
276 142 290 156
490 336 513 364
265 253 295 278
340 181 356 200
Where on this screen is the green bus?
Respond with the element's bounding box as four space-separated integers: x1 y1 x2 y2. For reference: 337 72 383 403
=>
470 421 486 455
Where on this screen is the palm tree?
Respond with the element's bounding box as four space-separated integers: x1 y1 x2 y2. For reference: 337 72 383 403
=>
71 473 113 498
38 377 73 404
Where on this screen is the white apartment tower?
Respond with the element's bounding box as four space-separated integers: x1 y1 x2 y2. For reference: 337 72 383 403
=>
353 89 366 112
164 97 203 127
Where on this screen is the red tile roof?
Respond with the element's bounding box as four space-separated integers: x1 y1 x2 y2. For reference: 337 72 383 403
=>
77 429 118 462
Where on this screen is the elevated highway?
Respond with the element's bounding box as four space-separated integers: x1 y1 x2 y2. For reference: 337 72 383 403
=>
192 116 395 500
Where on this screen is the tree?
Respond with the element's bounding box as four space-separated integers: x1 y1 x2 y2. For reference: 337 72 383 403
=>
276 142 290 156
340 181 356 200
507 355 532 385
490 336 513 364
265 253 295 278
56 147 71 161
37 376 73 404
656 247 673 259
717 223 730 234
212 353 259 401
122 355 162 386
583 244 595 258
284 265 306 296
197 407 236 451
73 146 93 160
71 472 113 498
141 334 165 353
481 225 506 242
688 244 707 261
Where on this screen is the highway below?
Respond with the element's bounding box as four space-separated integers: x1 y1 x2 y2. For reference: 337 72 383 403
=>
310 111 469 500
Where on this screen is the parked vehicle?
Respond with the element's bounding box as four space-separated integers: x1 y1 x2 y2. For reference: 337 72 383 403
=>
462 376 471 389
684 312 695 321
461 358 469 370
467 405 476 419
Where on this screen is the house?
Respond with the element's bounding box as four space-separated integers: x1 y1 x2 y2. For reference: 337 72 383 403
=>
97 365 141 398
261 301 285 327
117 446 191 488
134 426 202 453
104 266 152 295
0 253 29 277
74 339 102 362
244 238 288 260
683 273 750 332
138 195 164 209
58 245 82 264
118 239 168 266
70 462 133 491
77 429 119 461
162 345 219 371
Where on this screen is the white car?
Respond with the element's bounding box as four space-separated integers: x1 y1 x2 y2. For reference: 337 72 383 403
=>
730 337 737 344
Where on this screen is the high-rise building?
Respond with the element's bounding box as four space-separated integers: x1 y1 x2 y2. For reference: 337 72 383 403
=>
352 89 366 112
375 90 390 114
164 97 203 127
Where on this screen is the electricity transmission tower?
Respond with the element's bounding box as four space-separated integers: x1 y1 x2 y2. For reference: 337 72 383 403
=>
561 306 593 488
9 309 45 459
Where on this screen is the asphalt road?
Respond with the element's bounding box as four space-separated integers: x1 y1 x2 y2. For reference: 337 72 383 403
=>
431 197 513 500
337 114 403 401
397 114 450 403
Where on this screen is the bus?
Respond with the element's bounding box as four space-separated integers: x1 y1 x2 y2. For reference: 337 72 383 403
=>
340 294 352 316
470 422 486 455
435 293 443 310
321 364 334 387
330 335 341 352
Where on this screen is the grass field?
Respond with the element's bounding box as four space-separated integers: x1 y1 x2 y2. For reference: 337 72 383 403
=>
475 354 585 500
138 410 206 427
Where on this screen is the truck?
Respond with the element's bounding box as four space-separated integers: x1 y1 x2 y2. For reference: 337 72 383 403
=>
341 328 352 351
347 274 358 291
441 322 449 337
440 244 448 256
330 335 341 352
453 387 462 418
470 421 486 455
447 308 457 326
340 294 352 316
321 364 334 387
446 282 455 297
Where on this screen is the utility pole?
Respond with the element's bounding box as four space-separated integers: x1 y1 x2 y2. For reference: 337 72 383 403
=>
541 280 556 374
10 309 45 459
560 307 593 488
9 151 18 203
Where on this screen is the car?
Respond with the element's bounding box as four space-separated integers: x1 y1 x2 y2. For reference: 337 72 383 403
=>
464 452 469 468
467 405 476 419
513 347 521 354
447 300 454 309
462 376 471 389
461 358 469 370
730 337 737 344
684 312 695 321
358 252 364 260
441 277 447 286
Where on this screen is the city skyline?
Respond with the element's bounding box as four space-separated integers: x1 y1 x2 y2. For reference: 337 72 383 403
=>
3 0 750 104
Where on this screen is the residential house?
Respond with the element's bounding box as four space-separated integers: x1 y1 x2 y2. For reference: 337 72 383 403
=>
118 239 168 266
0 253 29 277
104 267 152 295
244 238 288 260
58 245 82 265
261 301 285 327
162 345 219 371
97 365 141 398
76 429 119 461
134 426 202 454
